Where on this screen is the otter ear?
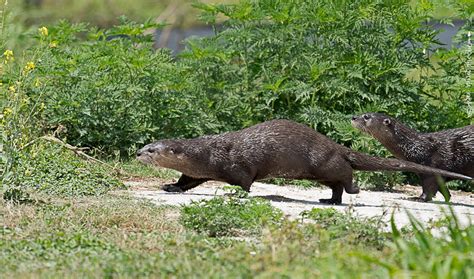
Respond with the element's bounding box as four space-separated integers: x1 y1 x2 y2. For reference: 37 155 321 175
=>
383 118 391 126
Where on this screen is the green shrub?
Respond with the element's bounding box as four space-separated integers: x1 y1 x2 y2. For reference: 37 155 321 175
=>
187 0 443 128
182 0 472 189
25 19 172 155
180 190 283 237
18 18 233 155
3 0 472 190
3 142 125 197
301 207 387 248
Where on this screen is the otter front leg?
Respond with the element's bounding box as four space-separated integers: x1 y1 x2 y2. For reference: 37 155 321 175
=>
162 174 209 192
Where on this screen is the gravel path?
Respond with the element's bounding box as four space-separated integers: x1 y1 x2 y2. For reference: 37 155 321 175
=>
128 179 474 229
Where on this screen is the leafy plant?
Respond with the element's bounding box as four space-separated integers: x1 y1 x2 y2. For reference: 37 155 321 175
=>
365 208 474 278
301 207 387 248
180 191 283 237
3 142 125 196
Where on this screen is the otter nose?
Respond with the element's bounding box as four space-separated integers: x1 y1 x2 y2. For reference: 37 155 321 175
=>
351 116 357 121
136 146 154 157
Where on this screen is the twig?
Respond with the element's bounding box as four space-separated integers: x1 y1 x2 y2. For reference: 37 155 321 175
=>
22 135 133 177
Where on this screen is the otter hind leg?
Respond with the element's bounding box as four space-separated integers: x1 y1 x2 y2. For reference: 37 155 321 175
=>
345 183 360 194
419 175 450 202
319 181 344 205
162 174 208 192
228 177 254 192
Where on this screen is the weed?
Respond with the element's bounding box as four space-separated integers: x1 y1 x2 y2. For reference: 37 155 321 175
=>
3 142 125 196
301 207 387 248
364 208 474 278
180 192 283 237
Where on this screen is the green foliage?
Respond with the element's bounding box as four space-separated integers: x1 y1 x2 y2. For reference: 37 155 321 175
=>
2 0 472 190
25 19 171 154
3 142 125 196
366 209 474 278
301 207 387 248
18 18 231 155
187 0 439 130
180 192 283 237
2 187 33 204
183 0 472 188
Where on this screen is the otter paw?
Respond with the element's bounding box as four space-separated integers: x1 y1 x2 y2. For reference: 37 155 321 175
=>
162 184 184 193
407 195 430 202
418 193 434 202
319 198 342 205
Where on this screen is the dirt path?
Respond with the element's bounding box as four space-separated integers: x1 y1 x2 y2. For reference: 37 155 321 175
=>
128 179 474 229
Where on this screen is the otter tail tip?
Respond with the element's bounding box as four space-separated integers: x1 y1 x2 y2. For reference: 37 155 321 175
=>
447 173 472 180
461 174 473 180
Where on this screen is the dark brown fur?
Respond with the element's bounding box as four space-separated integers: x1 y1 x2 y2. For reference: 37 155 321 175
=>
137 119 471 204
352 112 474 201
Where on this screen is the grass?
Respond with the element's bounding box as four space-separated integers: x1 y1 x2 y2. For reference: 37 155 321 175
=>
115 159 180 180
1 187 473 278
0 192 385 278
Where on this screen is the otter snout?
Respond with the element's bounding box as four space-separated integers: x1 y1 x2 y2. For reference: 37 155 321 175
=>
137 143 164 157
351 115 362 127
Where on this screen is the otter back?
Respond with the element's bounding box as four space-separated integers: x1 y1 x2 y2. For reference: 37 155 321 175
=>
138 119 472 205
352 112 474 202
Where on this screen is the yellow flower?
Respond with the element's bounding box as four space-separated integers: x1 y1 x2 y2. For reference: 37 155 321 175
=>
8 85 15 93
49 41 58 48
39 26 48 37
3 49 14 63
23 61 35 73
3 107 12 116
3 49 13 57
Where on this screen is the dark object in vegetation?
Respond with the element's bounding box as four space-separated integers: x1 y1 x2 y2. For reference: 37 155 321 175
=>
2 188 35 204
137 120 471 205
352 112 474 202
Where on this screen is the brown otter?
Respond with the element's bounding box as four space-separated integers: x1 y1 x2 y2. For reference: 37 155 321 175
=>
352 112 474 202
137 119 471 205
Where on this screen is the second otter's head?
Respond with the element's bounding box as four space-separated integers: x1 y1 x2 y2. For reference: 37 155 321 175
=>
351 112 395 138
136 140 186 168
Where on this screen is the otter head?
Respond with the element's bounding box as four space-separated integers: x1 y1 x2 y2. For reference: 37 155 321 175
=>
136 140 186 168
351 112 395 138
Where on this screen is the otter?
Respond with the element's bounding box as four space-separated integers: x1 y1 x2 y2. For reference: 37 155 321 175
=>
352 112 474 202
137 119 471 205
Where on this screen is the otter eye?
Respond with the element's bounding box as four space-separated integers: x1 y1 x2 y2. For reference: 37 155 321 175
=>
363 114 371 120
383 118 391 126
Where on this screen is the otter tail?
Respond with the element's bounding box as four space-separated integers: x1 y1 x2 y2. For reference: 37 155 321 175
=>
346 150 472 180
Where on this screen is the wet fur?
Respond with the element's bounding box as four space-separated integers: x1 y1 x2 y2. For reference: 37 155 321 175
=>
352 112 474 201
138 119 471 205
